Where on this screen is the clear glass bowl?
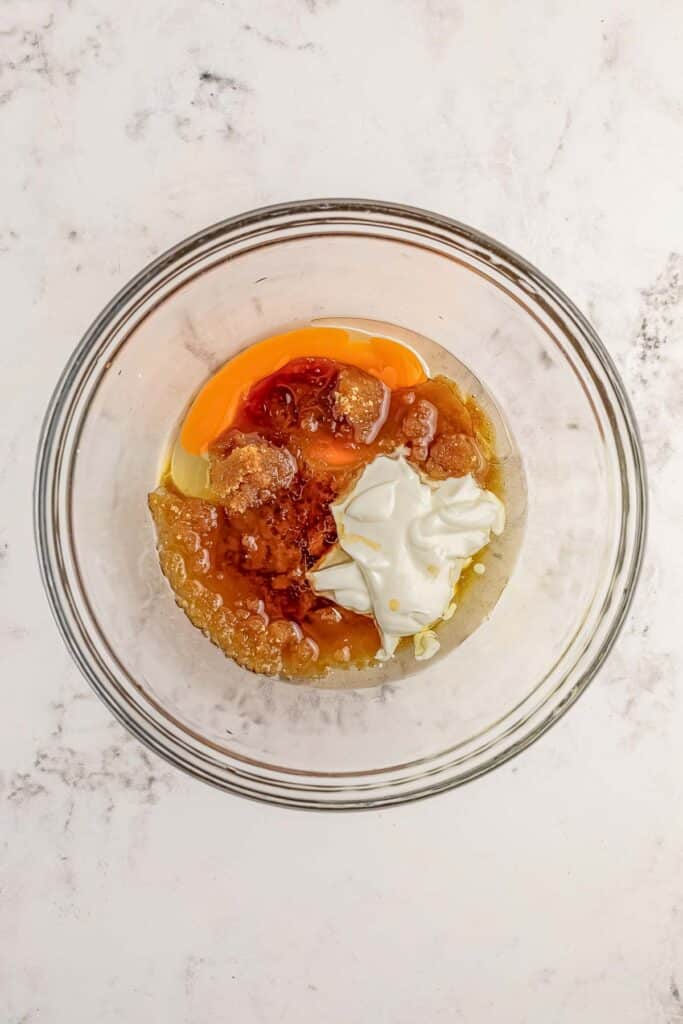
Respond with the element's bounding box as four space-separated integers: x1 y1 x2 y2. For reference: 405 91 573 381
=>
34 200 647 808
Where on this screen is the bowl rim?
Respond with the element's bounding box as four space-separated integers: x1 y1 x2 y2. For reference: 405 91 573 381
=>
34 197 648 809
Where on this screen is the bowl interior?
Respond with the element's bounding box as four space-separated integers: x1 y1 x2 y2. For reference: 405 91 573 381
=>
39 204 644 805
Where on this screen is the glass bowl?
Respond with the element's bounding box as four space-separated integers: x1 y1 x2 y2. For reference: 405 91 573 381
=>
34 199 646 808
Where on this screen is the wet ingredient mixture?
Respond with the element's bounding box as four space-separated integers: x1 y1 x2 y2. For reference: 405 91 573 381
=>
149 327 503 678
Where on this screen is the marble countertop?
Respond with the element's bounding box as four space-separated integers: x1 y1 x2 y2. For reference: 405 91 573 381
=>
2 1 682 1020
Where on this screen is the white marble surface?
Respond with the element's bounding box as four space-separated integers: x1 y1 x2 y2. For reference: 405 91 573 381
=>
2 0 682 1020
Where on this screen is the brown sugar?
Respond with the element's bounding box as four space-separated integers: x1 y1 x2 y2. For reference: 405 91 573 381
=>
208 430 296 515
150 358 498 678
149 486 378 677
333 366 389 443
426 434 487 483
400 398 438 461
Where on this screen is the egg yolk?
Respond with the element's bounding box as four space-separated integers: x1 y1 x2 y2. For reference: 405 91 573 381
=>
179 326 427 456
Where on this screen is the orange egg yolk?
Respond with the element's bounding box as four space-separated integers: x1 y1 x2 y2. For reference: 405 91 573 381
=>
179 326 427 456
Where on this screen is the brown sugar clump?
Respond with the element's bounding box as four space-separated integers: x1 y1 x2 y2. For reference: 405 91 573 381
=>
208 430 297 516
333 366 389 443
426 434 488 483
401 398 438 461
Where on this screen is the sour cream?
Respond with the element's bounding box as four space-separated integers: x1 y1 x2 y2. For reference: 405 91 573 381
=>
309 455 505 660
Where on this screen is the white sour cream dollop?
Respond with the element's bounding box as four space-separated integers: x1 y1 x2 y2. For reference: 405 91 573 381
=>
308 455 505 661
